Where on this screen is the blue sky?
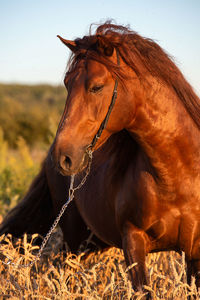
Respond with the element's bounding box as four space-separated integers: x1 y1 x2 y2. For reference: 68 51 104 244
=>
0 0 200 95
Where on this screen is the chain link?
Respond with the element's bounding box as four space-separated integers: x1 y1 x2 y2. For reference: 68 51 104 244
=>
73 149 93 191
0 150 93 269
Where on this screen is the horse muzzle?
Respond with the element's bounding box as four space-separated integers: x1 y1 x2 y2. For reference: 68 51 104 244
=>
57 150 89 176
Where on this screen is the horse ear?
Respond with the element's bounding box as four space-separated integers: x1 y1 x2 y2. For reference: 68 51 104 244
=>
96 35 114 57
57 35 78 52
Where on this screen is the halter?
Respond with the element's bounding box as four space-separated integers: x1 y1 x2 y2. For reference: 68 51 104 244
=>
88 49 120 151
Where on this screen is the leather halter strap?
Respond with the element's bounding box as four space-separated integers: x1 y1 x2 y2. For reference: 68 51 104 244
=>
88 49 120 151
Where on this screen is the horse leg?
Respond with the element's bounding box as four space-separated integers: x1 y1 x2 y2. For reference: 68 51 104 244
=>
187 259 200 289
186 259 194 287
185 233 200 292
122 221 150 294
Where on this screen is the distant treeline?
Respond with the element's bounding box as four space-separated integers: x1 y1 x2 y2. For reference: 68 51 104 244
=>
0 83 66 147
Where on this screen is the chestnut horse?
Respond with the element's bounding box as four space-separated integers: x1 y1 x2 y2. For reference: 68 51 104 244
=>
1 22 200 295
52 22 200 291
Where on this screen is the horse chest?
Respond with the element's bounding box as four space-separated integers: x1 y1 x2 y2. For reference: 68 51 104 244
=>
75 185 122 247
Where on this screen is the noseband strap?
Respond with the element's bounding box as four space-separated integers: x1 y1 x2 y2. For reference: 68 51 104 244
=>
87 49 120 151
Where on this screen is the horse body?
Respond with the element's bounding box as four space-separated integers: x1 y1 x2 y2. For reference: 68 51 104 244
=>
73 128 190 289
53 23 200 291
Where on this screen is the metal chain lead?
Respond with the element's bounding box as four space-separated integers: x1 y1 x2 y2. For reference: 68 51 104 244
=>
1 150 93 269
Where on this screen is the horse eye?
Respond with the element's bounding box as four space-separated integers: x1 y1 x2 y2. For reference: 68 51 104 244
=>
89 85 104 93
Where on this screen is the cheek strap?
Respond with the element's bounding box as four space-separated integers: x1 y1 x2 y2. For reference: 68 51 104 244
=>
87 49 120 150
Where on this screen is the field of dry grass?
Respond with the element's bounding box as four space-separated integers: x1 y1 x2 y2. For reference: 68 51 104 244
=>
0 229 199 299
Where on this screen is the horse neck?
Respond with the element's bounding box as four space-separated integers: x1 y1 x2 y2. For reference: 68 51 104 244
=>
128 78 200 185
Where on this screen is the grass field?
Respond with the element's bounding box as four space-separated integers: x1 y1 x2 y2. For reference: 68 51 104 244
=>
0 232 199 299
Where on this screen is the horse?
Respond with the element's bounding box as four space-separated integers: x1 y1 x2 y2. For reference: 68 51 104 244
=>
1 21 200 295
51 22 200 293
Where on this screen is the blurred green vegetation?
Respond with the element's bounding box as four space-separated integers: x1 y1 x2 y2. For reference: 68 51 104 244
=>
0 83 66 215
0 83 66 148
0 129 39 215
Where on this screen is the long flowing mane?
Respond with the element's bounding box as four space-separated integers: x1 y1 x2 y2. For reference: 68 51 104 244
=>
66 22 200 129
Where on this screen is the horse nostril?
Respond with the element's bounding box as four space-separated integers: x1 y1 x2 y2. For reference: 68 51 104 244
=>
65 156 72 168
60 155 72 171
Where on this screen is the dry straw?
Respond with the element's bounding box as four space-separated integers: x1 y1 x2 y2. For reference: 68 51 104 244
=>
0 231 199 299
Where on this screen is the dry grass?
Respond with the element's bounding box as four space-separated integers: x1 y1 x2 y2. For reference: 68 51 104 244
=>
0 230 199 299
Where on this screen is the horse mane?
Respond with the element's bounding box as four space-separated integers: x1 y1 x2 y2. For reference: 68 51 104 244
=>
66 21 200 129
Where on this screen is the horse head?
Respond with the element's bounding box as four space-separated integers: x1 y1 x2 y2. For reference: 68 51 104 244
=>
53 33 136 176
